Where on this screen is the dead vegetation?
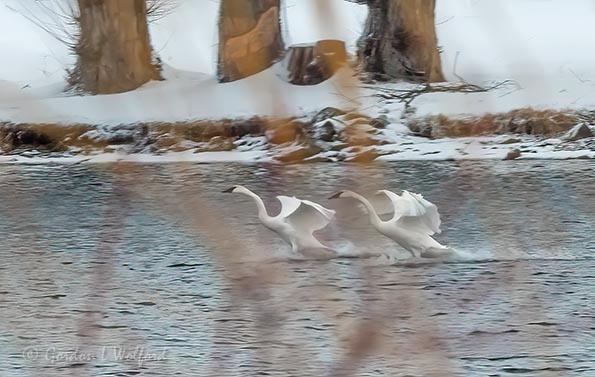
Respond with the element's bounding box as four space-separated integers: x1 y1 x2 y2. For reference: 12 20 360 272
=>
363 79 585 139
0 107 589 159
407 108 583 138
0 108 390 162
0 123 92 153
0 118 268 155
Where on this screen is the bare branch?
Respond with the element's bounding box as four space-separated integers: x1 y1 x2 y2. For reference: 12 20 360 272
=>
6 1 79 50
146 0 179 22
452 51 465 82
363 80 518 108
11 0 177 55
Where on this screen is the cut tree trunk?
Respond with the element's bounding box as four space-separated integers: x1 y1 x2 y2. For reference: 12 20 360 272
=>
286 40 347 85
217 0 284 82
69 0 161 94
358 0 444 82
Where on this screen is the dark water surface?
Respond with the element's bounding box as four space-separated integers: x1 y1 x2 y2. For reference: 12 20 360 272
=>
0 160 594 376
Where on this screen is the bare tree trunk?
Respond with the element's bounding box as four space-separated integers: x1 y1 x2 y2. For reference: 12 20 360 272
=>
358 0 444 82
217 0 284 82
69 0 161 94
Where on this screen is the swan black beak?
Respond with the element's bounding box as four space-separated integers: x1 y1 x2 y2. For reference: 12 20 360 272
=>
328 191 343 200
222 187 235 193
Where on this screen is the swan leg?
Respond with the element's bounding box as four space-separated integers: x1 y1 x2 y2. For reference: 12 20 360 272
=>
376 253 398 265
289 241 302 258
407 247 420 259
299 247 337 260
291 236 337 260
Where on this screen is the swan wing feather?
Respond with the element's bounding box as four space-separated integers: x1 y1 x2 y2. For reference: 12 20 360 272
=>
367 191 396 216
379 189 442 235
276 196 335 234
276 195 302 219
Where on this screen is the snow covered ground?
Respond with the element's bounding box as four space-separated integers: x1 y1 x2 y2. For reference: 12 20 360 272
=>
0 0 594 162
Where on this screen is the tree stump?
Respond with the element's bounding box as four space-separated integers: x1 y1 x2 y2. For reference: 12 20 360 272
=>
286 40 347 85
217 0 284 82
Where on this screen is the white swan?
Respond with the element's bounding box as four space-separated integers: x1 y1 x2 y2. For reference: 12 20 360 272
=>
329 189 453 259
223 185 336 258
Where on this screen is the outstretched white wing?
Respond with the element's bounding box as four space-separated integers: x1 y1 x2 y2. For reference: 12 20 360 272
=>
368 191 396 216
276 196 335 234
375 189 442 235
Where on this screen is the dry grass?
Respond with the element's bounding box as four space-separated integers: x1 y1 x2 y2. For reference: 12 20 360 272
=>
0 119 268 154
407 108 581 138
0 108 586 163
0 123 92 152
0 111 387 157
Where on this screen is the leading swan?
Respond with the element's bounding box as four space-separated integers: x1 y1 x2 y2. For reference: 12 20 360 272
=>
330 189 453 259
223 185 336 258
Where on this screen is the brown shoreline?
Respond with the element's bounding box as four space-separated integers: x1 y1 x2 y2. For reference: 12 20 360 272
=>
0 107 592 162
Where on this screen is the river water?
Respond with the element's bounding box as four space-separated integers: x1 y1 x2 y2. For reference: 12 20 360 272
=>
0 160 594 376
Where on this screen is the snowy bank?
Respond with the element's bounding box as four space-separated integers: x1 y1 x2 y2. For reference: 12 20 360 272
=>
1 0 595 162
1 105 593 164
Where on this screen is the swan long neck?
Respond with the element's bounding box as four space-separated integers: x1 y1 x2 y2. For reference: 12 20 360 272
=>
238 187 270 221
348 191 383 228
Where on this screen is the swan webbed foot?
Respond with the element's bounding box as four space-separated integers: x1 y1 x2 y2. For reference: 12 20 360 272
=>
374 253 398 265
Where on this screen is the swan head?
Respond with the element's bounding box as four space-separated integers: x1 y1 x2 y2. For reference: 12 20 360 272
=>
222 185 239 193
222 185 252 195
328 190 357 200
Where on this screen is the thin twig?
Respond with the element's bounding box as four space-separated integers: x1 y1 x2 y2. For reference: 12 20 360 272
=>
362 80 516 108
452 51 465 82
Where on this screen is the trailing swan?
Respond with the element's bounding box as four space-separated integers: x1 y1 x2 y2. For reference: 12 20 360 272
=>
330 189 453 259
